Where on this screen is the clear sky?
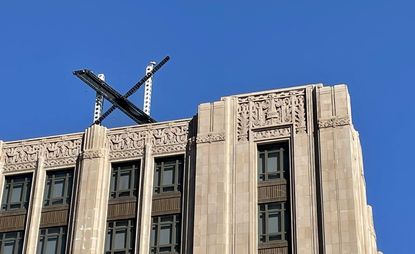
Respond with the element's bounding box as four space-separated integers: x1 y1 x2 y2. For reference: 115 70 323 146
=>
1 1 413 252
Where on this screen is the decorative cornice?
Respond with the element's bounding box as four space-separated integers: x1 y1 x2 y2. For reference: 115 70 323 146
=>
2 136 82 172
252 127 291 141
196 133 225 144
318 117 351 128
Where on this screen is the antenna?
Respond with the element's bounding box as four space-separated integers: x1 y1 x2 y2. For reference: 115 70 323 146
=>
93 74 105 123
143 62 156 115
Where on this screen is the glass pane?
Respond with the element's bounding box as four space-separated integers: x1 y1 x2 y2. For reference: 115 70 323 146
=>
114 230 126 249
119 172 131 190
159 225 172 245
11 185 23 203
105 230 111 251
162 167 174 185
37 239 44 254
4 241 14 254
2 186 9 206
259 213 265 234
267 152 278 173
268 212 281 234
46 237 57 254
154 169 160 188
151 226 156 246
259 153 265 174
52 179 64 198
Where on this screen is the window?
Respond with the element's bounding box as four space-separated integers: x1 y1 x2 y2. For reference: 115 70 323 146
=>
1 174 32 211
258 144 288 182
37 227 67 254
110 162 139 199
105 219 136 254
154 157 183 194
258 202 288 244
0 231 23 254
150 214 181 254
43 169 73 207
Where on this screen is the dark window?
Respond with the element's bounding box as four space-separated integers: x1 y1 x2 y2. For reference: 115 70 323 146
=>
37 227 67 254
150 214 181 254
43 169 73 207
0 231 23 254
1 174 32 211
258 144 288 182
258 202 288 244
105 219 136 254
154 157 183 194
110 162 139 199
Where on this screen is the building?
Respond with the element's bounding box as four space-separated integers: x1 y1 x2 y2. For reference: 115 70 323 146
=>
0 84 380 254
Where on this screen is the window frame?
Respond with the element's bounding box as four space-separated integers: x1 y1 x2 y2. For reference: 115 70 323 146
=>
150 214 181 254
110 161 139 200
1 174 32 211
257 143 288 182
258 202 288 244
105 219 136 254
153 156 183 195
43 169 73 207
37 226 67 254
0 231 24 254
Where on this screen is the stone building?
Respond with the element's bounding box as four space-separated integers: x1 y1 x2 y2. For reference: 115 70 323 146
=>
0 84 380 254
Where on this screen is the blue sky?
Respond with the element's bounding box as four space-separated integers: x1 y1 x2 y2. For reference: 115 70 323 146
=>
1 1 414 252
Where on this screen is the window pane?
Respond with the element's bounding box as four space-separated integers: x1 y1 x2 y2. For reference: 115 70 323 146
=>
4 241 14 254
259 153 265 174
105 231 111 251
11 185 22 203
52 179 64 198
268 213 281 234
267 152 278 173
159 225 172 245
46 237 57 254
2 186 9 205
151 226 156 246
162 167 174 185
114 230 126 249
119 172 131 190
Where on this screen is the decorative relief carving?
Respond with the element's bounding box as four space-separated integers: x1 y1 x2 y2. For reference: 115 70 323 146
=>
252 127 291 141
3 136 82 171
196 133 225 144
82 149 106 159
237 89 306 141
108 122 191 158
318 117 350 128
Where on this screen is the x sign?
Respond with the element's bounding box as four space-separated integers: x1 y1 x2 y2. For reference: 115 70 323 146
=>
73 56 170 125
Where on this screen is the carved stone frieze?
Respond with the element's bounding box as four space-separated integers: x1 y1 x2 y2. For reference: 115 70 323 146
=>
2 136 82 171
252 127 291 141
108 122 191 158
82 149 107 160
196 133 225 144
237 89 306 141
318 117 350 128
108 130 146 160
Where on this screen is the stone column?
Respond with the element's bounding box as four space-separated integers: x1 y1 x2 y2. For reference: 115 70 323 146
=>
0 141 4 204
138 143 154 254
193 100 232 254
72 125 110 254
24 154 46 253
317 85 377 253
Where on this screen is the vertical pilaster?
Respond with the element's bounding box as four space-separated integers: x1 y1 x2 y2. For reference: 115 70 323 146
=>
138 143 154 254
24 154 46 253
72 125 110 254
0 141 4 210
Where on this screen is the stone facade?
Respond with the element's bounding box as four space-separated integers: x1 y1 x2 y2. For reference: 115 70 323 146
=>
0 84 380 253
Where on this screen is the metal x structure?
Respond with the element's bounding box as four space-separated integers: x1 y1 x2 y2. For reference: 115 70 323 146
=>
73 56 170 125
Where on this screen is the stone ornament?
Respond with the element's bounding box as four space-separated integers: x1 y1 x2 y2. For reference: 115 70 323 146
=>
2 135 83 172
251 127 291 141
237 89 307 141
318 117 351 128
196 133 225 144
